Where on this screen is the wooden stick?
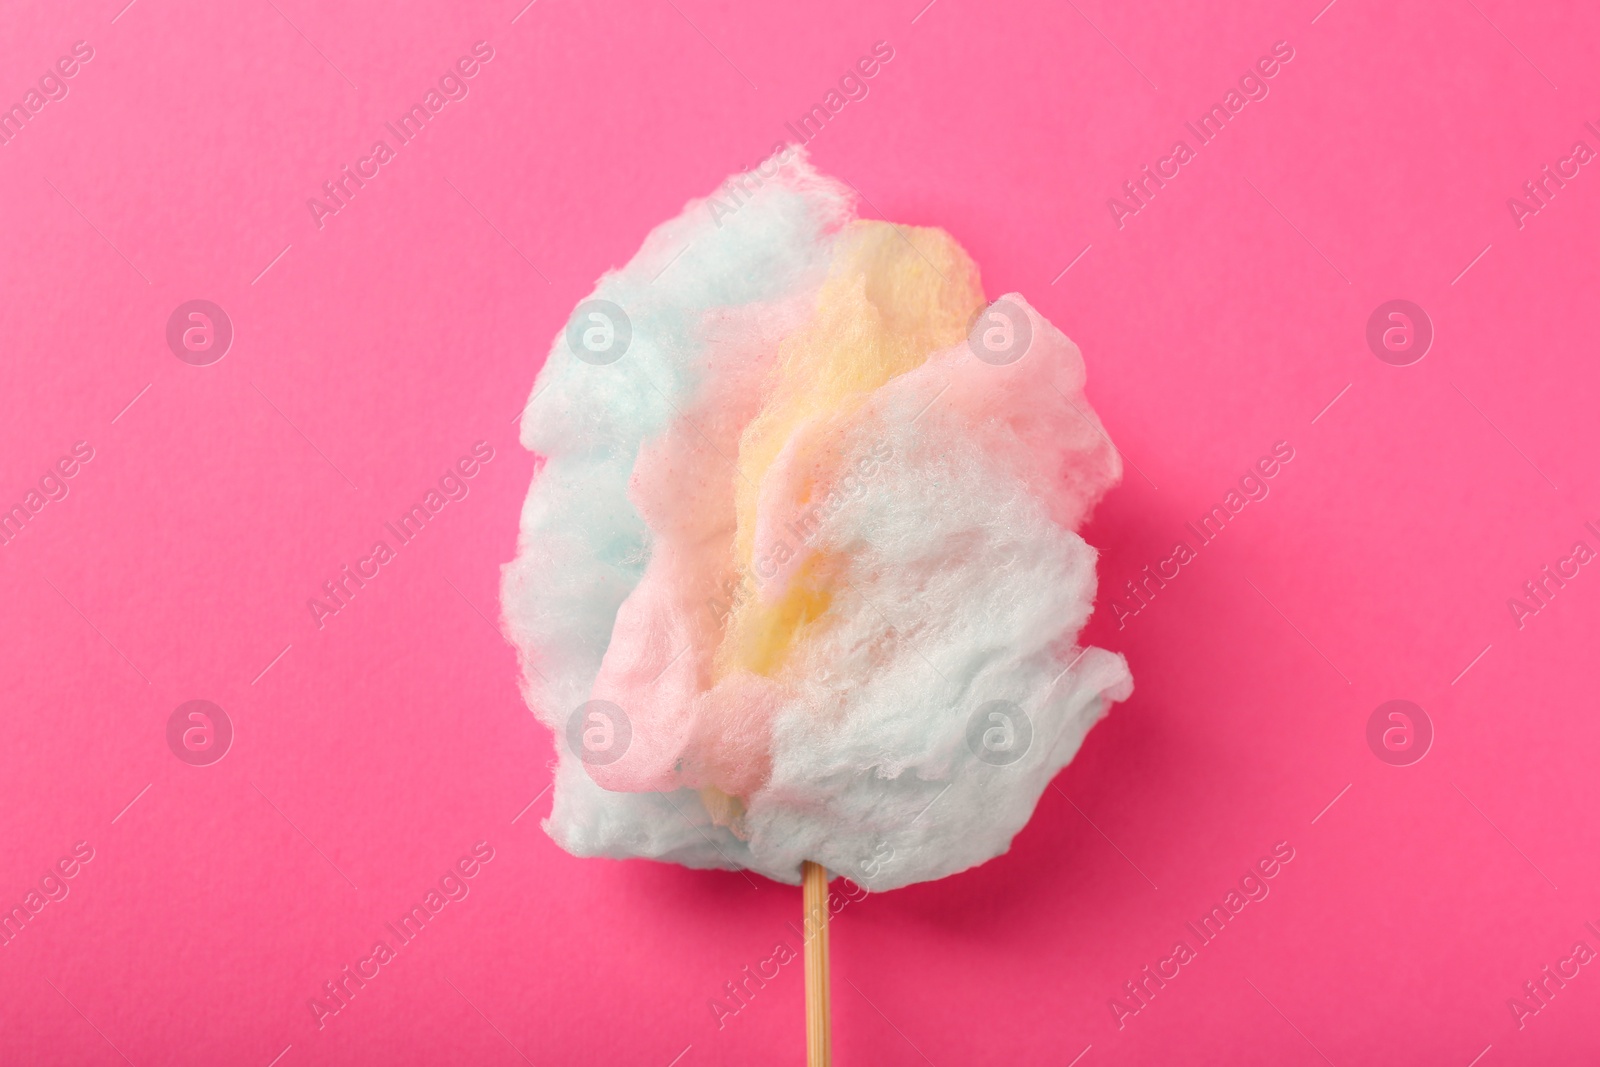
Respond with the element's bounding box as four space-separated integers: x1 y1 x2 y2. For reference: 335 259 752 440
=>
801 860 832 1067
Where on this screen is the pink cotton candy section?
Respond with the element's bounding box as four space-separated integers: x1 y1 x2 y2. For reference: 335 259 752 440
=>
752 294 1121 606
900 295 1121 534
583 298 808 796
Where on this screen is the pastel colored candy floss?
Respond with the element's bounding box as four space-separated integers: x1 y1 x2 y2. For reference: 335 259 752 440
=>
500 150 1132 890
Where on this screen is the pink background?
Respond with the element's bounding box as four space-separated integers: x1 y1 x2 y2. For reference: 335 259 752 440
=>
2 0 1598 1063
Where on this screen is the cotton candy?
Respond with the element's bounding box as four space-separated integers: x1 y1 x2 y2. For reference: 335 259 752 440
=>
501 150 1131 890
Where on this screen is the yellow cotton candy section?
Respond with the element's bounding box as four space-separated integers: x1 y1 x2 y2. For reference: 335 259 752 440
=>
716 219 985 680
723 554 837 678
